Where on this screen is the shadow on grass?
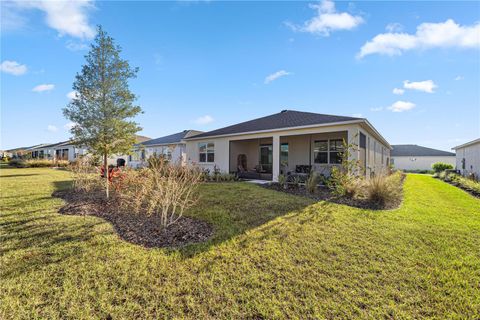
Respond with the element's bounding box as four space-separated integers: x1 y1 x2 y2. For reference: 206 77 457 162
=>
0 174 40 178
1 180 108 278
176 183 315 257
49 180 315 257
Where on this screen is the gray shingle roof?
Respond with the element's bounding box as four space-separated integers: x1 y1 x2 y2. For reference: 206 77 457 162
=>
391 145 455 157
140 130 193 146
188 110 363 139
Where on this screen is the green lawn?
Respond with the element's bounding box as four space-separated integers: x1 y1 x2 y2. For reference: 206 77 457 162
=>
1 168 479 319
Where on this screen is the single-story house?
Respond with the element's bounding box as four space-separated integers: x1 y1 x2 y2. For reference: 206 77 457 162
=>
390 144 456 171
452 138 480 178
6 144 49 159
24 135 150 164
128 130 202 168
184 110 391 181
29 141 90 162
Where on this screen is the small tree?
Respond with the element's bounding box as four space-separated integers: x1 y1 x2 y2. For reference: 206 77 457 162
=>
327 135 363 198
432 162 454 173
63 26 142 198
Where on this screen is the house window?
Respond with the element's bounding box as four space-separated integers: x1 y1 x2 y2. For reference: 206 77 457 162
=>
280 143 289 166
314 139 344 164
314 140 328 164
329 139 344 164
391 158 395 165
162 146 172 160
359 132 366 148
199 142 214 163
381 147 384 164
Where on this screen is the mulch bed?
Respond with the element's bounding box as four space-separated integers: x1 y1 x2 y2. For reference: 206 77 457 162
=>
52 189 213 249
262 183 401 210
438 180 480 198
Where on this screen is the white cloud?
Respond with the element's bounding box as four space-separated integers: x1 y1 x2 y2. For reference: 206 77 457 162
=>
33 84 55 92
454 75 464 81
193 115 214 125
264 70 291 84
47 125 58 132
351 113 363 117
67 90 79 100
7 0 96 40
358 19 480 58
386 22 404 33
0 60 27 75
370 107 383 112
387 101 416 112
1 3 27 31
64 122 77 130
66 40 89 51
403 80 437 93
392 88 405 95
286 0 364 36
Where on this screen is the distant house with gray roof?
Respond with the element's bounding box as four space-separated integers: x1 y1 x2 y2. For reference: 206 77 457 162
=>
127 130 203 168
391 144 455 171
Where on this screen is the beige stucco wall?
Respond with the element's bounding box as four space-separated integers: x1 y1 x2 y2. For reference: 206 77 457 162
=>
186 123 391 181
127 144 186 168
455 141 480 177
392 156 455 171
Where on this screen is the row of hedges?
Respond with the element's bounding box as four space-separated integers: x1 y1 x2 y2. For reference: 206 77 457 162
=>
435 171 480 197
8 159 70 168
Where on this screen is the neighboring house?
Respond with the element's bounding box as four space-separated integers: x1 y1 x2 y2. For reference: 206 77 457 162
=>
184 110 391 181
452 138 480 178
24 134 150 164
7 144 45 159
110 135 151 166
29 141 90 161
128 130 203 168
391 144 456 171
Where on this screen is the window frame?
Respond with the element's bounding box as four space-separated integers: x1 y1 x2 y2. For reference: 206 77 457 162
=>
313 139 345 165
280 143 289 167
198 142 215 163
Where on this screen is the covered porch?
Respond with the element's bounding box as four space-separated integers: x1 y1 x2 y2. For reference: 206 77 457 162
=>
229 130 359 181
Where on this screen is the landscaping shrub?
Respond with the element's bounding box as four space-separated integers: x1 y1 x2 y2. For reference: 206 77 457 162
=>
327 166 362 198
404 169 434 174
114 160 203 227
199 167 237 182
277 174 287 188
70 158 102 193
8 159 27 168
432 162 454 173
362 171 404 206
8 159 71 168
55 160 70 167
305 171 319 194
435 171 480 196
25 159 55 167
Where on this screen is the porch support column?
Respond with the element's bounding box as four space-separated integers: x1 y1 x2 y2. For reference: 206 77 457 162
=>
272 135 280 182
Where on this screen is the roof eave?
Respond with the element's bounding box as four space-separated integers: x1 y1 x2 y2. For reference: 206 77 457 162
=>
183 119 366 141
452 138 480 150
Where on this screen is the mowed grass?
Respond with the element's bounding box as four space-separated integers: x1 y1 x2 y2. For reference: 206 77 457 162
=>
1 168 479 319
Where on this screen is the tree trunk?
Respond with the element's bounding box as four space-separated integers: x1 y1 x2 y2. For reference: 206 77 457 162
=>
104 153 109 199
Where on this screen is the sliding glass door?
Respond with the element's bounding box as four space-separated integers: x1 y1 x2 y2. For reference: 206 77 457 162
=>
259 144 273 173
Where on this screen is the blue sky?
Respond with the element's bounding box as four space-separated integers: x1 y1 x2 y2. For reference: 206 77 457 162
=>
1 0 479 151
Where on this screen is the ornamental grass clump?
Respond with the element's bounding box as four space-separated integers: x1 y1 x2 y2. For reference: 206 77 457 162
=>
305 171 320 194
363 171 404 206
